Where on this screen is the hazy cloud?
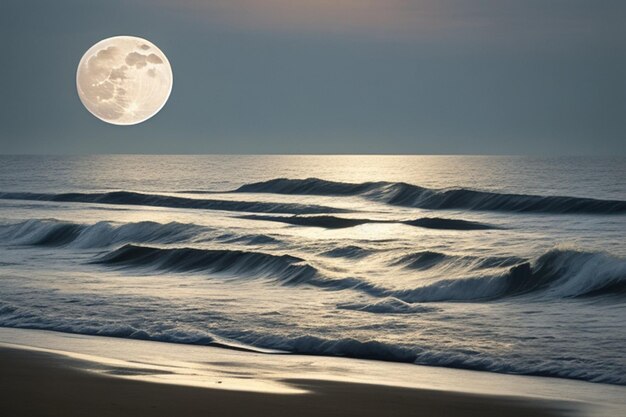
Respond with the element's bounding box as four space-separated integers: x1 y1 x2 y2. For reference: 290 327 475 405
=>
151 0 624 43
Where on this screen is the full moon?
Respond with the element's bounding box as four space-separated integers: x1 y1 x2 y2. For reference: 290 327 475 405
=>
76 36 173 125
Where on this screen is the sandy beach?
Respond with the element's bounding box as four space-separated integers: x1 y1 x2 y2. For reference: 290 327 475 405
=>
0 346 569 417
2 328 624 417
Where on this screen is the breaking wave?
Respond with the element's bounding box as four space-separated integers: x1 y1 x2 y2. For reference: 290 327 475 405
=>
92 244 388 296
93 244 318 284
6 221 622 303
0 219 203 248
0 219 284 249
231 178 626 214
217 332 625 385
394 249 626 302
1 301 622 384
92 244 625 302
393 251 524 271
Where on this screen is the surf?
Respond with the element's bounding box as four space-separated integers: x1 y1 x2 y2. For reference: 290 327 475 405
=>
228 178 626 214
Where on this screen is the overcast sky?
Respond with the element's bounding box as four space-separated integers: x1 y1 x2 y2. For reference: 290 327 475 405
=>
1 0 624 154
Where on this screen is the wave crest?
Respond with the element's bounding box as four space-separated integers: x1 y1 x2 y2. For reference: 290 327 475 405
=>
393 251 524 271
92 244 626 301
396 249 626 302
94 244 318 284
232 178 626 214
0 220 201 248
223 332 625 384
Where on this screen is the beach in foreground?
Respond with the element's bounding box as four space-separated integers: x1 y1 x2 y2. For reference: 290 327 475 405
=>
2 328 624 417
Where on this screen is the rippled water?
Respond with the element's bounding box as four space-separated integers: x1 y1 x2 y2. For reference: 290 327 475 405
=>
0 155 624 384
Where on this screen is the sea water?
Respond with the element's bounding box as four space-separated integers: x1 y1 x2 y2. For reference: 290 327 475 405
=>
0 155 624 384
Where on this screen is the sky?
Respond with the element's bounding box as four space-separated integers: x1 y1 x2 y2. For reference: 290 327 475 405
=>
0 0 624 155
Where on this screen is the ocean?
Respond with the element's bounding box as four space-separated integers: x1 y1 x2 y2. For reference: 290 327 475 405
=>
0 155 624 385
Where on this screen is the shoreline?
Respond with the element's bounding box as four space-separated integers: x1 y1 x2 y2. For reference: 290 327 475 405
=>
1 328 624 416
0 346 571 417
